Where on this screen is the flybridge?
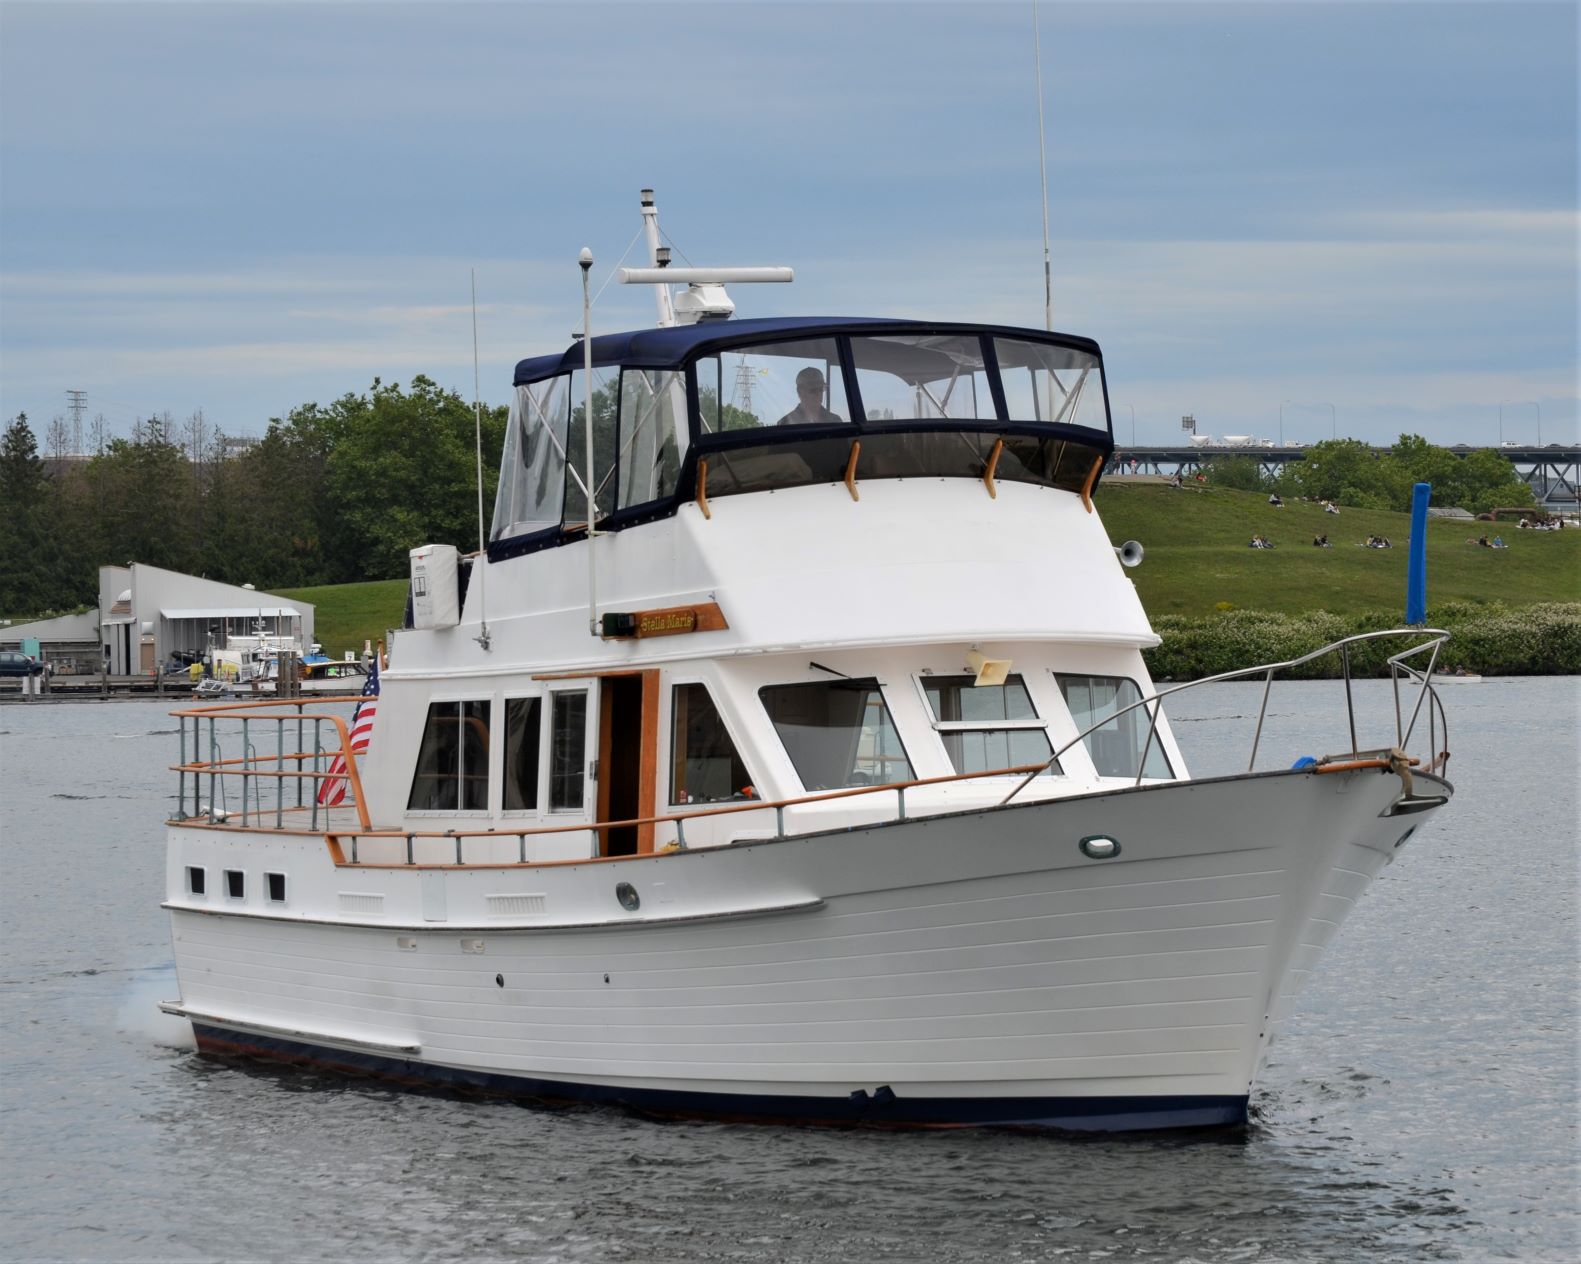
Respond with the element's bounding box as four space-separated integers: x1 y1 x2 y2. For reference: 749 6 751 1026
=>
491 316 1117 557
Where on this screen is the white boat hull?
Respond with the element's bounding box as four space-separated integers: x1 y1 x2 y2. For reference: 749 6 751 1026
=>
163 764 1447 1130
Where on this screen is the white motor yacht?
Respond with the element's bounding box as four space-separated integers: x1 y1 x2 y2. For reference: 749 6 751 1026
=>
160 194 1453 1132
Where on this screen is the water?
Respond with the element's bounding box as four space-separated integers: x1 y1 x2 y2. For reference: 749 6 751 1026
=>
2 681 1576 1263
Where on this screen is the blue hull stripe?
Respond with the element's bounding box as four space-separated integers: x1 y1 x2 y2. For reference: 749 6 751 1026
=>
191 1023 1248 1133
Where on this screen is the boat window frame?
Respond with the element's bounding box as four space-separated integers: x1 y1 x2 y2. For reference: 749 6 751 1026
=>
667 678 756 807
500 692 546 817
912 672 1063 778
757 674 916 793
547 687 591 814
1052 672 1176 781
405 696 496 817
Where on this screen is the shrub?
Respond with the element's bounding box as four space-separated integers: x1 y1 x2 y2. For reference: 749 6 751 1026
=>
1144 602 1581 679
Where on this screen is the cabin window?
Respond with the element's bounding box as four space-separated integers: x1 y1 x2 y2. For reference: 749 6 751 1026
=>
548 691 588 811
503 697 542 811
847 334 996 423
995 339 1109 433
920 675 1059 776
407 700 493 812
617 369 688 510
492 376 571 541
671 683 752 804
759 678 913 791
266 872 287 904
224 869 245 900
186 866 206 897
1055 674 1173 779
564 366 620 527
694 338 850 434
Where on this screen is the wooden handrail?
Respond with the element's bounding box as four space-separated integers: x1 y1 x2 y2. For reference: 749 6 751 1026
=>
328 760 1055 845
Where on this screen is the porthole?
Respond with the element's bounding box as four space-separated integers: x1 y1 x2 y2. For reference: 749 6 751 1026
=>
616 882 641 912
1079 835 1120 860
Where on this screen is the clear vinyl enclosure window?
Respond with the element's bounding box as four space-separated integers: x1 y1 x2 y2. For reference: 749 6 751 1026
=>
1055 675 1173 779
671 683 752 804
503 697 542 811
564 367 620 527
921 674 1058 776
995 339 1108 432
491 376 570 541
549 691 588 811
759 678 913 791
617 369 688 509
848 334 995 422
694 339 850 432
407 700 493 811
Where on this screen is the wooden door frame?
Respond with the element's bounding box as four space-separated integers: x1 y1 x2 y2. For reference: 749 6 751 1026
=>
594 669 660 855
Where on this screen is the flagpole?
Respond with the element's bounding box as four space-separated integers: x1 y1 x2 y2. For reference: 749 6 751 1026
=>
580 248 598 637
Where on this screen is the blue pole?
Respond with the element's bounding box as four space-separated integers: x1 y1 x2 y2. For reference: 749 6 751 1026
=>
1406 481 1430 625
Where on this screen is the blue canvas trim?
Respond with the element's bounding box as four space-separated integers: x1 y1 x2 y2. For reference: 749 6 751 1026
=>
190 1023 1247 1133
514 318 1105 386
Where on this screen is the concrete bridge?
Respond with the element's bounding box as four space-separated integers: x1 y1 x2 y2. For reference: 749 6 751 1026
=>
1106 443 1579 507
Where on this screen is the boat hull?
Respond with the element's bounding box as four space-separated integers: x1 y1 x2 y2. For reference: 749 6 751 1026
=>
164 765 1447 1132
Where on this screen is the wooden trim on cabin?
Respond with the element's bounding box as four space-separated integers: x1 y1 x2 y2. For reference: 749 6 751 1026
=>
844 440 861 501
982 437 1004 499
638 670 660 854
696 457 711 519
596 683 616 849
1080 455 1103 513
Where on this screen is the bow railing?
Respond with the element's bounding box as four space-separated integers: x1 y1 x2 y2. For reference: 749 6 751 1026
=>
1003 626 1451 805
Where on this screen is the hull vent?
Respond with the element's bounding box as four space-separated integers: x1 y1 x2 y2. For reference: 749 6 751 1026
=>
486 893 547 917
338 892 385 916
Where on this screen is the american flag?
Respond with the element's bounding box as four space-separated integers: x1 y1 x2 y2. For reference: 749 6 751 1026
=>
318 659 379 807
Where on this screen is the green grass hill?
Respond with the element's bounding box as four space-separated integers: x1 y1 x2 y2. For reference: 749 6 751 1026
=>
1095 482 1579 617
274 578 408 659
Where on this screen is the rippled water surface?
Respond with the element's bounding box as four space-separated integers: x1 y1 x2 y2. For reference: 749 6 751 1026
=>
2 680 1576 1263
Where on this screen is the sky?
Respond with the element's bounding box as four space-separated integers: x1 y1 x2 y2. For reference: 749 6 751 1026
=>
1 0 1576 450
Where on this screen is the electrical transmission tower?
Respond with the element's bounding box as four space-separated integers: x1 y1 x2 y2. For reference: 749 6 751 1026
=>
733 356 755 417
66 389 86 455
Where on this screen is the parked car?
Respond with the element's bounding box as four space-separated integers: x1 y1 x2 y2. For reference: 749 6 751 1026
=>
0 650 46 677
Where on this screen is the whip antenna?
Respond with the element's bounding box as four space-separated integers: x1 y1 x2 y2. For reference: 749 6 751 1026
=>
471 269 490 651
1033 0 1053 332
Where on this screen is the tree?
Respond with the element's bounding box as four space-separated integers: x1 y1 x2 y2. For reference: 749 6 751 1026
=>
1203 455 1269 492
0 414 54 613
318 377 507 582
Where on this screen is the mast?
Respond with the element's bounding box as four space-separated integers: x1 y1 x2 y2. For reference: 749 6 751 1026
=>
639 189 677 328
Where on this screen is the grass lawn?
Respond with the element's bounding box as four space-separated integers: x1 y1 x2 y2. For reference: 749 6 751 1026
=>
273 578 408 658
1094 482 1581 617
